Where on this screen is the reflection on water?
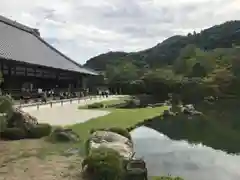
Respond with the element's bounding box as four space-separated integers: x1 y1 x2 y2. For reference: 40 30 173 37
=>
131 126 240 180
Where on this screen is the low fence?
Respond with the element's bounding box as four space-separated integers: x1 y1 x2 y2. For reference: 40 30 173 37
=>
14 95 111 110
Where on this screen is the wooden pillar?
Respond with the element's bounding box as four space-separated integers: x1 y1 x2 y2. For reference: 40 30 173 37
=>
82 75 87 89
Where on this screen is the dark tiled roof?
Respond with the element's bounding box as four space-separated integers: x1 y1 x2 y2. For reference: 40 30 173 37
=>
0 15 98 75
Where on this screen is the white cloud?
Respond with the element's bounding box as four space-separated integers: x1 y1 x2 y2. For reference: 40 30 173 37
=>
0 0 240 64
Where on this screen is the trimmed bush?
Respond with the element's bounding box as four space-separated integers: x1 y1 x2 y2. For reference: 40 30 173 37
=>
88 103 104 109
108 127 132 141
82 147 124 180
0 127 26 140
125 99 141 108
48 127 80 143
28 123 52 139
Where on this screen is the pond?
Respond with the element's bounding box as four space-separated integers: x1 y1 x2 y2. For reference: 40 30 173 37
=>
131 126 240 180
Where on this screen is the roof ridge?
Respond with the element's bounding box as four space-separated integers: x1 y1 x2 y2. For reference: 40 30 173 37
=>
0 15 37 34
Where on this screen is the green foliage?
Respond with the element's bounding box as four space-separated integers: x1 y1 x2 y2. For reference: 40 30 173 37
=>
85 138 91 155
106 61 139 84
0 116 7 132
84 21 240 101
28 123 52 139
203 68 235 97
88 102 104 109
125 98 141 108
0 96 14 132
48 127 80 143
82 147 124 180
174 44 197 74
0 96 14 120
0 127 26 140
108 127 132 141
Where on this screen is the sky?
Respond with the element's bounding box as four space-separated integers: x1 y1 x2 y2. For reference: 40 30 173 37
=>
0 0 240 64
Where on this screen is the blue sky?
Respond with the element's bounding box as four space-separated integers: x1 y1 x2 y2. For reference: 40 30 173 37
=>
1 0 240 64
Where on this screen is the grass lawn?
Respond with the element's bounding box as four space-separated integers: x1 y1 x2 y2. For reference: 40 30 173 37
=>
71 106 167 141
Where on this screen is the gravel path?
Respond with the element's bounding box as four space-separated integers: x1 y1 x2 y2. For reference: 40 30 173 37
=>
22 96 121 126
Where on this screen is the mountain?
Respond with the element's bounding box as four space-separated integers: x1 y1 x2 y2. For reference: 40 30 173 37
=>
84 21 240 71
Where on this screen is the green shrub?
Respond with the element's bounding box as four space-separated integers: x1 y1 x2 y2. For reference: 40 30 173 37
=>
0 116 7 132
48 127 80 143
0 96 14 121
0 127 26 140
85 138 91 155
88 103 104 109
82 147 124 180
125 99 141 108
108 127 132 141
28 123 52 139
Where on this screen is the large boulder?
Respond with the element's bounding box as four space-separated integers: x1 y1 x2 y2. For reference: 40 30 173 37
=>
182 104 203 116
89 130 134 159
163 109 176 118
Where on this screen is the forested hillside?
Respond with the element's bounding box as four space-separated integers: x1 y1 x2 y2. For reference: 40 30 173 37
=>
84 20 240 102
84 21 240 70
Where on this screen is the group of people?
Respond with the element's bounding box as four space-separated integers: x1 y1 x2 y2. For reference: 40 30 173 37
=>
3 87 111 104
98 89 110 98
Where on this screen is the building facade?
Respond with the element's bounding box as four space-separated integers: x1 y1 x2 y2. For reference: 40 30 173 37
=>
0 15 98 98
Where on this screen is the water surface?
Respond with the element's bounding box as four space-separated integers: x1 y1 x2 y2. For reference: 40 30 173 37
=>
131 126 240 180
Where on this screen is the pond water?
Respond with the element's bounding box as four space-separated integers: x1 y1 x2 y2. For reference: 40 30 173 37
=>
131 126 240 180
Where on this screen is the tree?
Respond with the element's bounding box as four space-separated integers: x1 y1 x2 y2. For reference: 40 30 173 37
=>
173 44 197 74
195 48 216 74
190 62 207 77
105 61 139 84
203 68 235 97
230 50 240 78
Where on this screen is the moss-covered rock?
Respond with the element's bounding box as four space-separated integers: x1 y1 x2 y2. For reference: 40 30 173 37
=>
108 127 132 141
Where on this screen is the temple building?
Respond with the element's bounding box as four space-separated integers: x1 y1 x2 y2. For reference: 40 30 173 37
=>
0 15 98 99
